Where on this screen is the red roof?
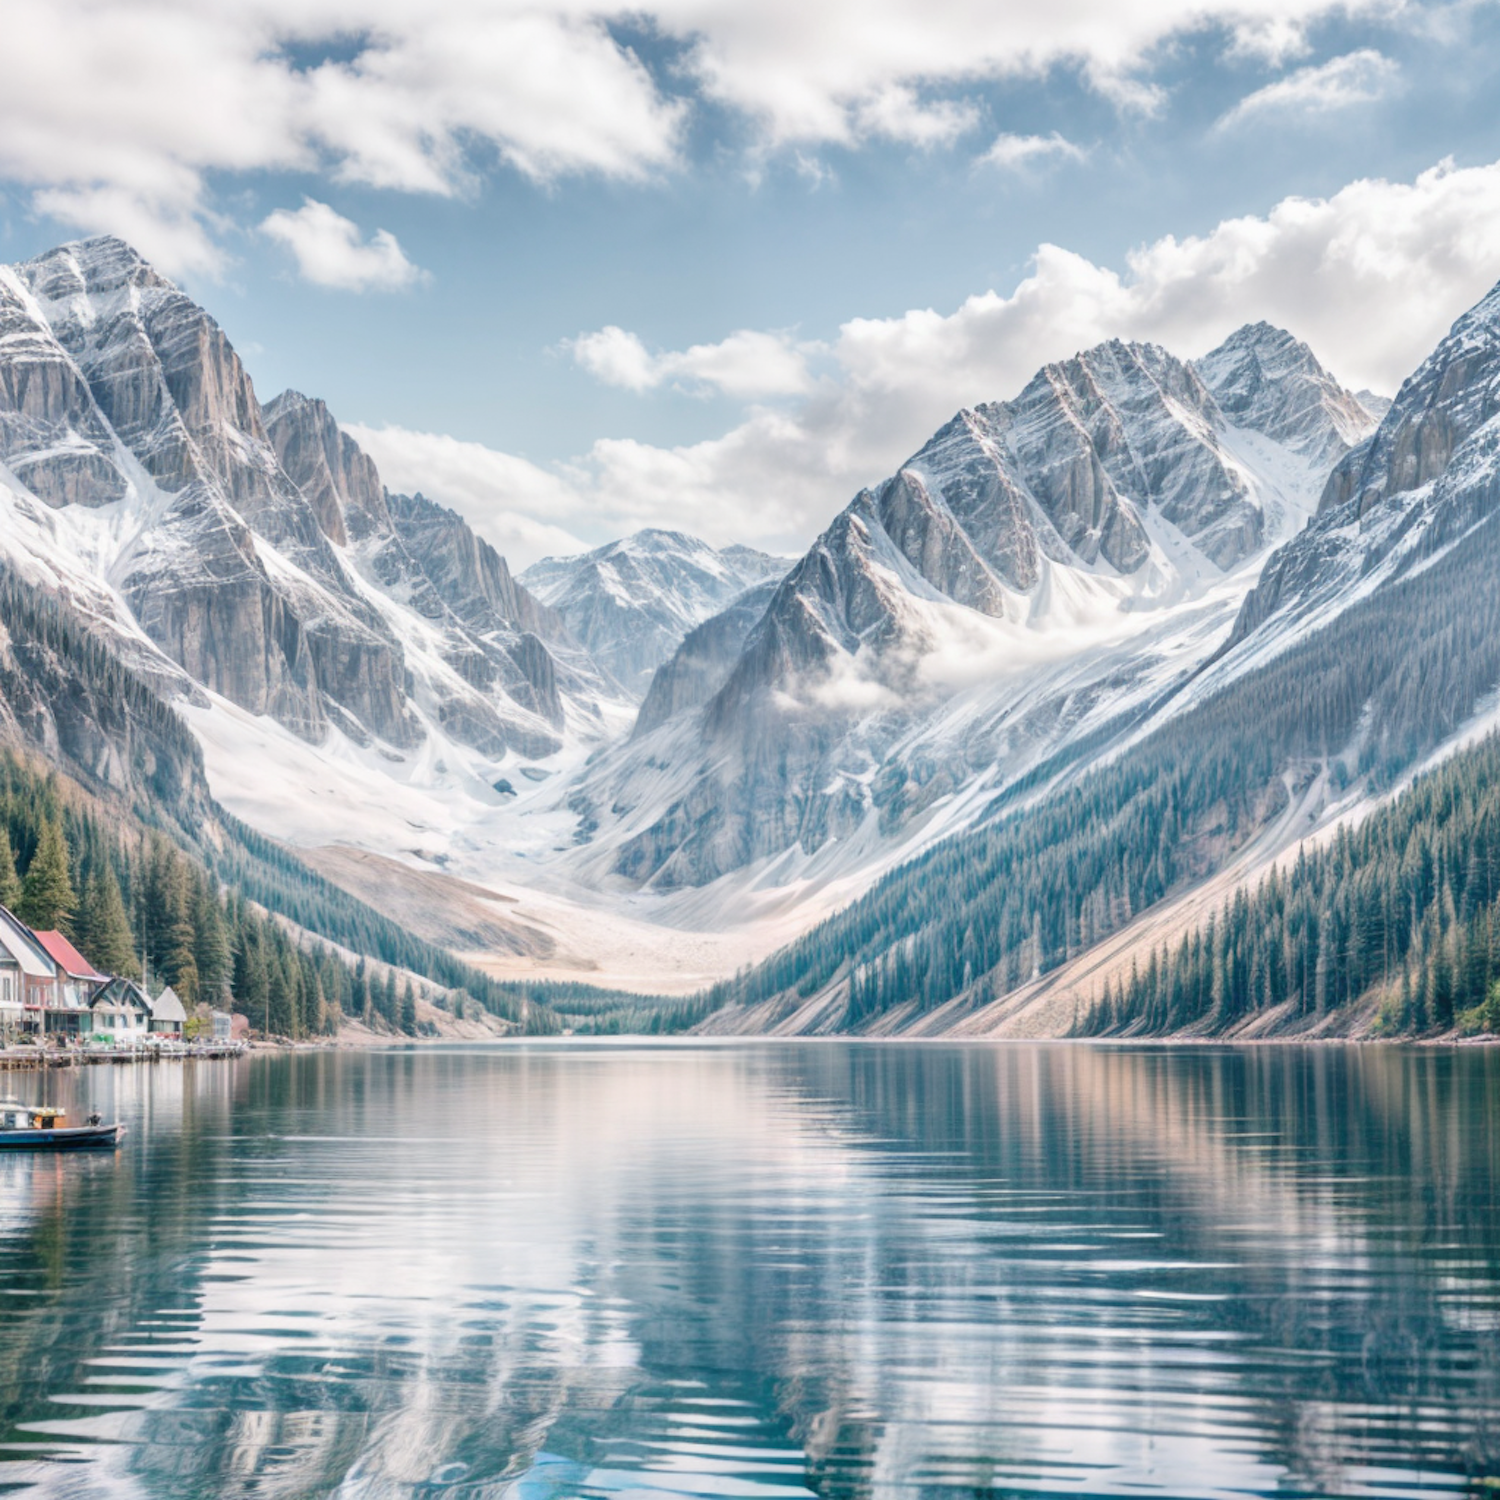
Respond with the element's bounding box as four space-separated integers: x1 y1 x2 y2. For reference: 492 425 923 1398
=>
32 931 109 982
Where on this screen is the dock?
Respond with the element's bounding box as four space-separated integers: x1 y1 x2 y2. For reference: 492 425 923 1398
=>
0 1042 249 1070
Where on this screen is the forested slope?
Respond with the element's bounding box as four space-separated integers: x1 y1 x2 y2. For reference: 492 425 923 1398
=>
1079 730 1500 1037
695 474 1500 1035
0 564 577 1033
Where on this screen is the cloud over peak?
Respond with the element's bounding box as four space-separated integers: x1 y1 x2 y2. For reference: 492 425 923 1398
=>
376 156 1500 567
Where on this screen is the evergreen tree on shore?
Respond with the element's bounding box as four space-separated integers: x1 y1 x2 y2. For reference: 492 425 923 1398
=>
0 830 20 912
80 862 136 976
18 818 75 934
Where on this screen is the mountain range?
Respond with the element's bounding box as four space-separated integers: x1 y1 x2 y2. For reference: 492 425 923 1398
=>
552 321 1379 898
3 233 1500 1038
699 273 1500 1036
520 530 789 696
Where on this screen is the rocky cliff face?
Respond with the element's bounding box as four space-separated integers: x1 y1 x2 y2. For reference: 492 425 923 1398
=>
1318 282 1500 518
1232 277 1500 653
632 579 780 739
559 326 1380 892
264 390 389 546
521 530 789 696
0 235 624 769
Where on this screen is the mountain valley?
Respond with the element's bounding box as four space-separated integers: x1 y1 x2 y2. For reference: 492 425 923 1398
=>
2 233 1500 1037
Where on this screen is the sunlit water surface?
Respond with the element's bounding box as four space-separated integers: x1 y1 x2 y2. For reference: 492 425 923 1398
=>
0 1043 1495 1498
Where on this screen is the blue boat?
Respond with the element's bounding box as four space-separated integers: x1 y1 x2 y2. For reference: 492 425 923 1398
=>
0 1099 124 1149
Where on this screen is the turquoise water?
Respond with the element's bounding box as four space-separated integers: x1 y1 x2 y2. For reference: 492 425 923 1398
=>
0 1042 1495 1498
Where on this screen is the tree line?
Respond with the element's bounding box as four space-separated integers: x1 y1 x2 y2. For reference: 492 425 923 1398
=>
1079 729 1500 1036
0 750 437 1038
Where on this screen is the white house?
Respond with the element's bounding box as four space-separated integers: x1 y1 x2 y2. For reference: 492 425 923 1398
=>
149 986 187 1036
89 978 151 1042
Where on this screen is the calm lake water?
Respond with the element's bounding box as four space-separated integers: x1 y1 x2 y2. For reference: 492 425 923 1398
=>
0 1043 1496 1499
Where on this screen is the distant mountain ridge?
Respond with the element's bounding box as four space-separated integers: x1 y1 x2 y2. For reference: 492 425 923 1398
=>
520 530 790 697
551 322 1381 895
0 235 623 765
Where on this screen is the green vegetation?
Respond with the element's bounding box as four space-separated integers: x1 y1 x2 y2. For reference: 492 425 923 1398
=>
0 752 345 1034
1079 730 1500 1037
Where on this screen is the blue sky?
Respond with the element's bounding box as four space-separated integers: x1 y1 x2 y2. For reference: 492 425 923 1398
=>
5 0 1500 563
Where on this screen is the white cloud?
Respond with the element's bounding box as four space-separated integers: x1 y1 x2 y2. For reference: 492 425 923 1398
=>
570 326 815 398
1225 15 1315 62
850 87 981 148
658 0 1393 143
260 198 424 290
830 156 1500 410
0 0 1412 273
383 157 1500 564
978 132 1087 170
569 327 660 393
0 0 684 276
33 182 228 278
1218 48 1400 128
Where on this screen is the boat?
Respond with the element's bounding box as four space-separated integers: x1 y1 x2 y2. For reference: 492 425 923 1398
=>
0 1099 125 1149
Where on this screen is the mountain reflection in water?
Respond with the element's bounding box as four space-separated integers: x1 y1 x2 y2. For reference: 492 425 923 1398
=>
0 1043 1492 1498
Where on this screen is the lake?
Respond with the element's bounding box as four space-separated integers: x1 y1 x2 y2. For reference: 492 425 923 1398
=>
0 1042 1496 1498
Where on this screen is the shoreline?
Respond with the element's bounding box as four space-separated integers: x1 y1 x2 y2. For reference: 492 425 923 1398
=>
0 1042 249 1070
266 1028 1500 1050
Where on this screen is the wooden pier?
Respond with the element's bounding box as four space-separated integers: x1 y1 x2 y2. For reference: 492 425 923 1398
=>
0 1042 248 1070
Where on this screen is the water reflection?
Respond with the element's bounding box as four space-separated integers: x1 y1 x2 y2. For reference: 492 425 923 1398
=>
0 1044 1492 1497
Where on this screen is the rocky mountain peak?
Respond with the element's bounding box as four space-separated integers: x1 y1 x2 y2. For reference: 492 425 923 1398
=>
583 322 1376 894
1194 322 1376 466
0 235 634 766
264 389 391 545
19 235 176 302
1319 276 1500 517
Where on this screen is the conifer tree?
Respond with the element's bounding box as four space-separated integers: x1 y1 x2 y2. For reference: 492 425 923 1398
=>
0 828 21 911
400 979 417 1034
166 920 200 1006
18 818 76 933
236 931 270 1035
81 862 136 976
193 885 231 1000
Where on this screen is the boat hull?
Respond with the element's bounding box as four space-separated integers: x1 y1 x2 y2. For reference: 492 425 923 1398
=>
0 1124 125 1149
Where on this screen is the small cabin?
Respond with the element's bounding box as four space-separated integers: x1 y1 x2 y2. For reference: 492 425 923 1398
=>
89 978 151 1042
149 986 187 1036
210 1009 234 1042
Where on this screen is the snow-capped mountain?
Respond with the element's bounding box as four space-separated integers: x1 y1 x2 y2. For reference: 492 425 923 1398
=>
520 530 790 697
0 235 624 772
1216 273 1500 699
697 270 1500 1037
554 326 1381 893
0 233 1420 1001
